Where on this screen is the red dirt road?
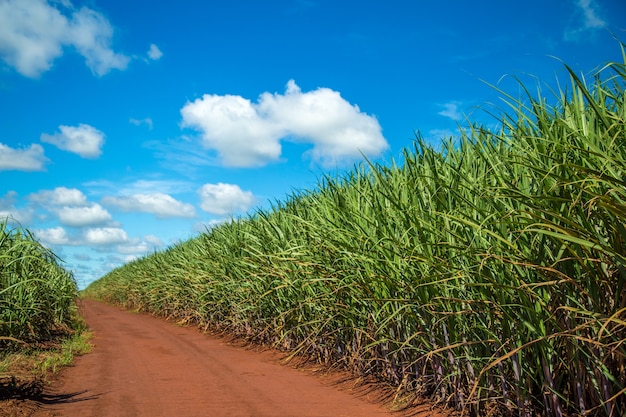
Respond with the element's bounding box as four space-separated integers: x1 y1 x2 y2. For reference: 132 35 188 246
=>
31 300 423 417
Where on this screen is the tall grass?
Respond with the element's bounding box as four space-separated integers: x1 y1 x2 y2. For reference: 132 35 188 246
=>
0 219 78 345
85 54 626 416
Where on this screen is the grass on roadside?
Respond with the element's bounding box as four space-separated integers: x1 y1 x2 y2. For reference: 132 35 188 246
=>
1 216 88 415
0 315 91 417
1 308 91 377
0 327 92 381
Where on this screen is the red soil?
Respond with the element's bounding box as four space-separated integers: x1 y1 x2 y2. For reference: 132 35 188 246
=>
25 299 450 417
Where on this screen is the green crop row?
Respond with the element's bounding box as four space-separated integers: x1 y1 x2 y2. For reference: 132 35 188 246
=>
1 219 78 345
84 52 626 416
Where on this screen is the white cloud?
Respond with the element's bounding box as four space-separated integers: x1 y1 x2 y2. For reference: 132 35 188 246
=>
102 193 196 218
198 183 255 215
0 143 48 171
147 44 162 60
437 101 463 121
56 203 112 227
30 187 88 206
0 0 129 77
41 124 105 158
68 6 130 76
84 227 128 245
34 226 70 245
180 80 388 168
182 94 281 167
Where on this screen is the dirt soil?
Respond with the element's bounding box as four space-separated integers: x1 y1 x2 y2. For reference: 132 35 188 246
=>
8 299 450 417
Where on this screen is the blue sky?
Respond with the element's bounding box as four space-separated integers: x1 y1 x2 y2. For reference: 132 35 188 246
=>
1 0 624 289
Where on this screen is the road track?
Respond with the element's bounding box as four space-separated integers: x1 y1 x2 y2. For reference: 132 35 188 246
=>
31 299 412 417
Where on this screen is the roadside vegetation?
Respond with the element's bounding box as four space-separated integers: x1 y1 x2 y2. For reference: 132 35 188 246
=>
0 219 87 415
84 52 625 416
1 219 78 345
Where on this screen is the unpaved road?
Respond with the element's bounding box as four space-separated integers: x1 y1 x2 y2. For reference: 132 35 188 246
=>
30 300 434 417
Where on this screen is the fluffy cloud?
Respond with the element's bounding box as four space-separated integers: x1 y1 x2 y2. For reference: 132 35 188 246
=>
0 0 129 77
83 227 128 245
102 193 196 218
147 44 163 60
198 183 255 216
29 187 88 206
56 203 112 227
41 124 105 158
181 80 388 167
0 143 47 171
34 226 70 245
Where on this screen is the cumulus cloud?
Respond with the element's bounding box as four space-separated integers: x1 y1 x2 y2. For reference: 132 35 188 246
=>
147 44 162 60
29 187 88 206
197 183 255 216
0 0 129 77
83 227 128 245
181 80 388 168
34 226 71 245
0 143 48 171
102 193 196 218
56 203 112 227
41 124 105 158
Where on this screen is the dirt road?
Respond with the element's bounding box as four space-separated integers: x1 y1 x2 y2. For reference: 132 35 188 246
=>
30 299 420 417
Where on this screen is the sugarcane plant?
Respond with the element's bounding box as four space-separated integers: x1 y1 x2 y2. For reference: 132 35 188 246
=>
85 49 626 416
0 219 78 346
